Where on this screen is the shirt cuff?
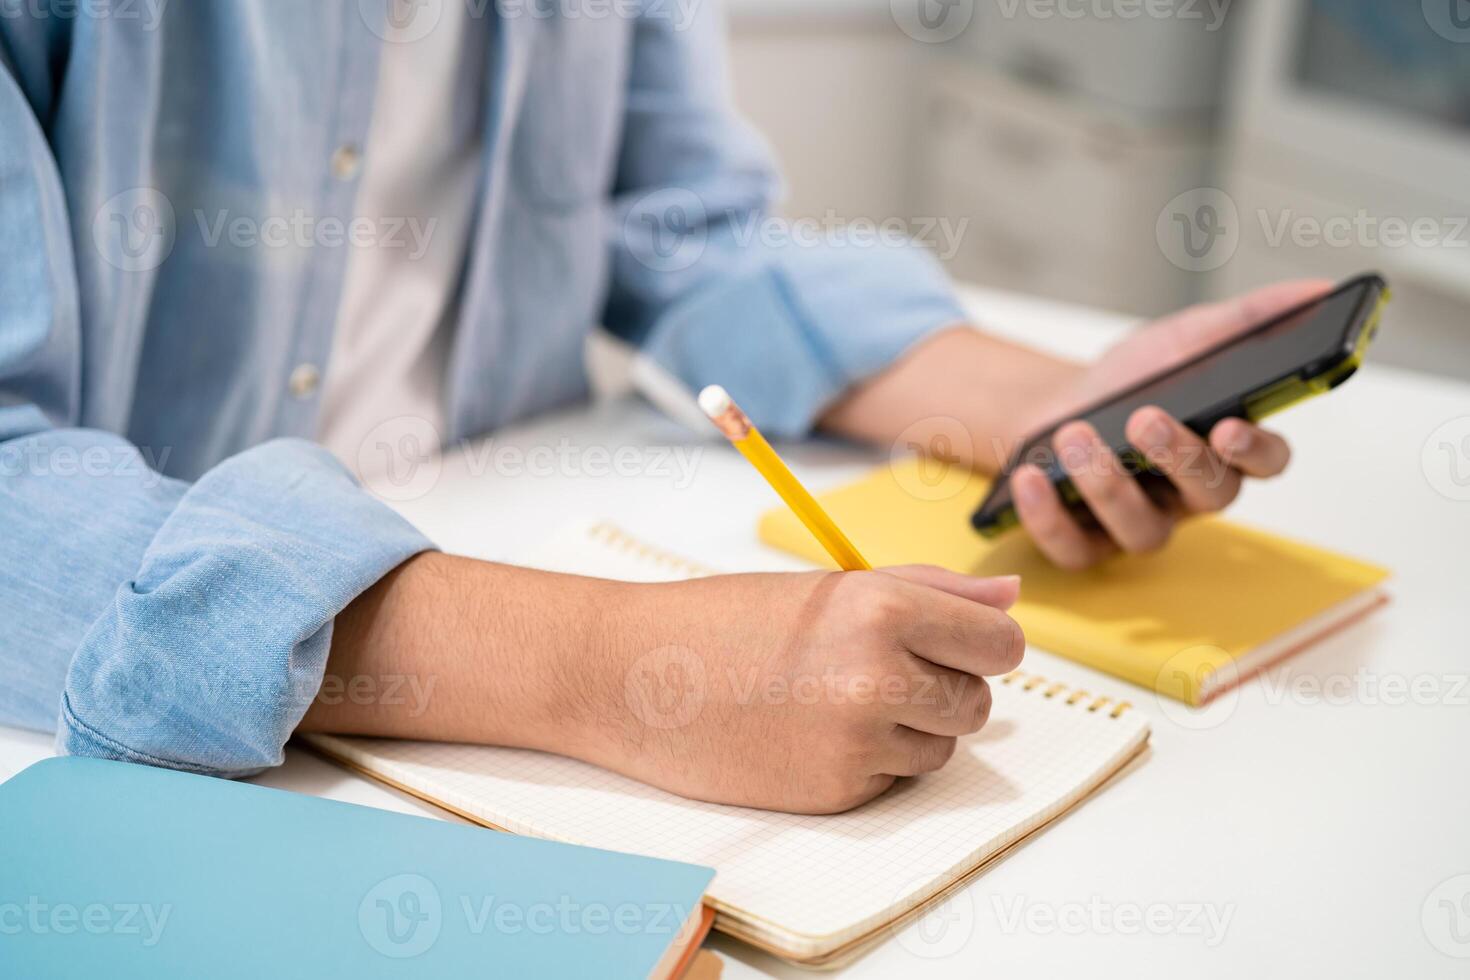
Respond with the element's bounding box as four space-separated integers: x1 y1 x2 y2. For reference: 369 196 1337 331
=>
635 239 966 439
56 438 434 778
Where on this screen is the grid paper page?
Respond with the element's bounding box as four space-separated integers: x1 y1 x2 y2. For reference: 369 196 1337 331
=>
307 523 1150 960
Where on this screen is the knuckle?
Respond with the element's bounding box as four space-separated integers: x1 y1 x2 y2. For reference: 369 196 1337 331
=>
832 718 881 766
966 605 1023 670
851 581 909 634
920 736 958 773
837 665 887 707
939 605 978 649
968 679 993 733
925 689 967 736
995 615 1026 672
940 679 987 734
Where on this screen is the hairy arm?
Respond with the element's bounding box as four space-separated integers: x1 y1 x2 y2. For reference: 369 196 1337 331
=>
300 554 616 759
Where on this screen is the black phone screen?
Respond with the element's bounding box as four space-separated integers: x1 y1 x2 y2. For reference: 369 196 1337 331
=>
975 277 1382 527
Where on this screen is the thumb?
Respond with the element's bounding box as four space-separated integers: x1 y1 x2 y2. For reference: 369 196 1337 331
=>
879 565 1021 610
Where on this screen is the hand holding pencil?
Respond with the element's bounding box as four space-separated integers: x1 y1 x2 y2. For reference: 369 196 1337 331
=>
647 384 1023 812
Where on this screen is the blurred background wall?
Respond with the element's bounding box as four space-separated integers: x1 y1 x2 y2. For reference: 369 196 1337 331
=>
725 0 1470 380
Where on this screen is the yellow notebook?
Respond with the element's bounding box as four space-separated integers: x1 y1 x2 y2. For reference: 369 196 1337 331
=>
758 458 1390 706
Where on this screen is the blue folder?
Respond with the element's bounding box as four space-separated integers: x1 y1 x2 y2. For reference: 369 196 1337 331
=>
0 757 714 978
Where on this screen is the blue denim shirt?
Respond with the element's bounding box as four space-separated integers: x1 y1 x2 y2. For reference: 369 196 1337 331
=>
0 1 963 777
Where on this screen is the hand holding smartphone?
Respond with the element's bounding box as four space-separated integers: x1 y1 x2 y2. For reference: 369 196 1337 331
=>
972 274 1390 538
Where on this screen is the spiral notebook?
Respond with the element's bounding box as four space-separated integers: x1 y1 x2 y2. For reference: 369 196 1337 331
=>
305 522 1151 967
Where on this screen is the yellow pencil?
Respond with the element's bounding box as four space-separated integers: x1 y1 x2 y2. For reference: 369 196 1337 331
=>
698 385 872 572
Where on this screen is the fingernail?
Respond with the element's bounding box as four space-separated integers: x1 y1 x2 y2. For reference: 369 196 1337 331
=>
998 575 1022 608
1055 426 1092 470
1057 425 1091 453
1144 412 1172 447
1013 471 1043 507
1227 425 1254 456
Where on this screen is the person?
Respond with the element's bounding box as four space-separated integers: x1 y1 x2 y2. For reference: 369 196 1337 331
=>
0 1 1316 814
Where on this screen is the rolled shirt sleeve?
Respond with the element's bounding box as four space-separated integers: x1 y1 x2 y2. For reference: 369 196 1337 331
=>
0 426 432 779
630 239 965 440
604 4 967 439
50 438 432 778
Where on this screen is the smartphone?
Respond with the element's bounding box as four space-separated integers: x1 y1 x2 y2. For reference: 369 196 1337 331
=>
971 273 1390 538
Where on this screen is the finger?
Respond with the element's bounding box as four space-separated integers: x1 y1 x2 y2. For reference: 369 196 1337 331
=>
857 774 897 805
811 775 897 815
1210 418 1292 478
880 565 1020 610
1011 463 1115 571
894 670 992 737
1055 422 1174 554
1145 279 1335 363
888 578 1025 677
879 726 959 778
1126 406 1240 514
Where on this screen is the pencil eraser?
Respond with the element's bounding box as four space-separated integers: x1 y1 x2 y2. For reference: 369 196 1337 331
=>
698 385 731 420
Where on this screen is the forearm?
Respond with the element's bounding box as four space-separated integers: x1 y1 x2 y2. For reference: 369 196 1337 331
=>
300 553 620 757
819 326 1084 474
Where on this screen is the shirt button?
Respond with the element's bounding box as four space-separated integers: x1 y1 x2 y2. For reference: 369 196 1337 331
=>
288 363 321 399
330 144 362 181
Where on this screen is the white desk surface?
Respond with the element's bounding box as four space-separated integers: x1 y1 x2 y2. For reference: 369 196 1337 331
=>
3 287 1467 977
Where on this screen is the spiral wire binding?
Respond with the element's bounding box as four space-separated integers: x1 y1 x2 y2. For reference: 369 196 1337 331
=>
1001 670 1133 718
587 522 722 579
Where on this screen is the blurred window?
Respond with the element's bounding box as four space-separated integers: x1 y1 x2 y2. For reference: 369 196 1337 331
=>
1294 0 1470 131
